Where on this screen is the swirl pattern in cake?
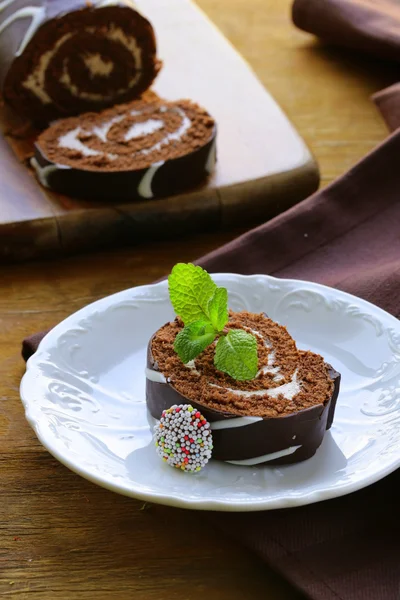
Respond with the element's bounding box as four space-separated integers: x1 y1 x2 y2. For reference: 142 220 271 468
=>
0 0 161 121
32 95 217 200
146 311 341 466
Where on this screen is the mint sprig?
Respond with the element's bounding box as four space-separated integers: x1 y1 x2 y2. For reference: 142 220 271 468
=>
168 263 217 325
174 320 217 363
168 263 258 381
215 329 258 381
208 287 229 332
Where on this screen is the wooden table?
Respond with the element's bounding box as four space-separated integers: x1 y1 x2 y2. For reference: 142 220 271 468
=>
0 1 397 597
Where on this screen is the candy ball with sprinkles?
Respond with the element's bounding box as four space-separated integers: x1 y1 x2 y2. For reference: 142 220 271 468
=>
154 404 213 472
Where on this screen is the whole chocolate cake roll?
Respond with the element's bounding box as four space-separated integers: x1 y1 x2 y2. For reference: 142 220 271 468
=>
147 311 341 466
32 95 217 200
0 0 161 122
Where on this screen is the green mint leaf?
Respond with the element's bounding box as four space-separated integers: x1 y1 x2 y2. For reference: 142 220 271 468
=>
168 263 217 325
174 320 217 363
208 287 229 332
214 329 258 381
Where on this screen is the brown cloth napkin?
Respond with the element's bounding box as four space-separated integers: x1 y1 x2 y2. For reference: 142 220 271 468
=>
22 3 400 599
199 139 400 600
373 83 400 132
293 0 400 62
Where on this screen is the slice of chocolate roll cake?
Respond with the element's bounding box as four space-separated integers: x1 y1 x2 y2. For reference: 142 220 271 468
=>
146 264 341 472
0 0 161 122
31 96 217 200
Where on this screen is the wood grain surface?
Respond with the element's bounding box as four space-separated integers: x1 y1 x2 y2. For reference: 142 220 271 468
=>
0 0 397 598
0 0 318 263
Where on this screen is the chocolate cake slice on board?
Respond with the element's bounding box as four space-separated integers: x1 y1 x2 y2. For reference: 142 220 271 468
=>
1 0 218 201
0 0 161 122
0 0 318 262
32 95 217 200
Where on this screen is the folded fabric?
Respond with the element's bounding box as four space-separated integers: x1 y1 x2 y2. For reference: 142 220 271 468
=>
197 134 400 600
293 0 400 62
199 129 400 319
373 83 400 131
194 3 400 595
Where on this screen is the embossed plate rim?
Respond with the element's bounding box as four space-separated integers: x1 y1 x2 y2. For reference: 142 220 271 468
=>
20 274 400 511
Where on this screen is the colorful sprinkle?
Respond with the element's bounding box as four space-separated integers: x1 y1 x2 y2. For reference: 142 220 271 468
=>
154 404 213 473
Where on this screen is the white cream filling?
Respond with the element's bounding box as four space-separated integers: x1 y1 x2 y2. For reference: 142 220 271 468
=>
226 446 302 466
92 115 125 142
211 416 263 430
185 360 200 374
205 136 217 175
62 25 142 102
0 0 18 11
0 5 46 56
106 24 142 71
84 53 114 77
96 0 137 8
245 328 283 382
210 369 300 400
257 351 283 381
140 109 191 156
124 119 163 141
22 24 143 105
22 33 72 104
137 161 164 199
59 127 101 157
145 367 167 384
57 126 120 163
30 157 70 187
265 371 300 399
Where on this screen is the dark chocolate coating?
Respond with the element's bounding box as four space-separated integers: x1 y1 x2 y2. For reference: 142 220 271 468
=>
0 0 160 121
146 335 341 466
33 127 216 201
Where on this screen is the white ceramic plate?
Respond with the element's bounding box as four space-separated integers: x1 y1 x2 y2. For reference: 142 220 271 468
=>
20 275 400 511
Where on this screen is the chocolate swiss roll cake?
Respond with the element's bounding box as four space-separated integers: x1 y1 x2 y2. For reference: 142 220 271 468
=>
31 92 216 200
146 311 341 467
31 96 217 200
0 0 161 122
